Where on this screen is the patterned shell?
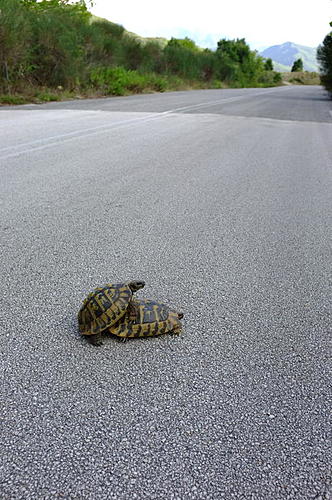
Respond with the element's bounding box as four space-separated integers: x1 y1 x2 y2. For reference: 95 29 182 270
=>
78 283 134 336
108 298 183 338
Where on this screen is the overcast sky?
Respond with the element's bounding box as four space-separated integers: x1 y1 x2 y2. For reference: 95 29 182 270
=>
90 0 331 50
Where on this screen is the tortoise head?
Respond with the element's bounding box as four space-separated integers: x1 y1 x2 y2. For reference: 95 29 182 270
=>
127 280 145 293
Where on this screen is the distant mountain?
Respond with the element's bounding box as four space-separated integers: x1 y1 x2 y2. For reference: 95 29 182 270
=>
260 42 318 72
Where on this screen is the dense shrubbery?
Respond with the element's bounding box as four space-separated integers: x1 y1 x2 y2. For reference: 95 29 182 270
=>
0 0 282 98
89 66 167 95
317 22 332 96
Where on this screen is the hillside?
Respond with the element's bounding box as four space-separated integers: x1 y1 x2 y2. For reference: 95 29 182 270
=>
260 42 318 72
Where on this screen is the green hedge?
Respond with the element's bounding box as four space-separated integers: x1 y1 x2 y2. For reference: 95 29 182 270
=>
89 67 167 95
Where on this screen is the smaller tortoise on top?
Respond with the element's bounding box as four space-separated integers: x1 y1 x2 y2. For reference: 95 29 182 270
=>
78 280 145 346
78 280 183 346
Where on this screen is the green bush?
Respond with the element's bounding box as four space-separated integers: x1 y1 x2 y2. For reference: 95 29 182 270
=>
289 77 303 84
211 80 224 89
0 94 28 105
89 67 167 95
258 70 282 87
33 91 61 102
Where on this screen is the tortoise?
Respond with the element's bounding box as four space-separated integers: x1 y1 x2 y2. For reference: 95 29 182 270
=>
78 280 145 345
108 298 183 340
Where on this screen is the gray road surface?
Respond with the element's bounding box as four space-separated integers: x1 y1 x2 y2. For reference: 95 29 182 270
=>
1 86 332 499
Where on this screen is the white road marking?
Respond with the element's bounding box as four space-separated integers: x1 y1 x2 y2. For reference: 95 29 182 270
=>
0 87 292 161
0 113 160 154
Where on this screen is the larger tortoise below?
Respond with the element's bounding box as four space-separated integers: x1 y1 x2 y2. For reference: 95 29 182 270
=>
78 280 145 345
108 298 183 340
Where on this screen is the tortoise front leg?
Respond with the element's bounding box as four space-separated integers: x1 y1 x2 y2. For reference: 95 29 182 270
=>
87 333 103 346
170 326 182 336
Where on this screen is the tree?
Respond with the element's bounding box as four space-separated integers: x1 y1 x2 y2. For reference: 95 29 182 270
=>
25 0 91 87
291 58 303 72
317 22 332 96
120 36 145 70
264 58 273 71
0 0 31 91
215 38 265 87
139 40 164 73
164 37 203 79
86 19 125 65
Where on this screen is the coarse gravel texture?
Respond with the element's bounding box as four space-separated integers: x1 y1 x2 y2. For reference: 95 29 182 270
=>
1 85 332 499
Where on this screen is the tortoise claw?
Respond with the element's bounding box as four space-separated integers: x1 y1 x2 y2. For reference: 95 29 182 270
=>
88 334 103 346
170 327 182 336
118 337 129 343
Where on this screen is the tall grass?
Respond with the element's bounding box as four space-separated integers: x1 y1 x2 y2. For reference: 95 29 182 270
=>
89 67 167 95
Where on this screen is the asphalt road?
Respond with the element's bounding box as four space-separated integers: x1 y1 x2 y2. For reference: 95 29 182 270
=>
1 85 331 500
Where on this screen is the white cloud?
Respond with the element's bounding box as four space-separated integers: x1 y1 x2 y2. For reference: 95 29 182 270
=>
90 0 331 48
